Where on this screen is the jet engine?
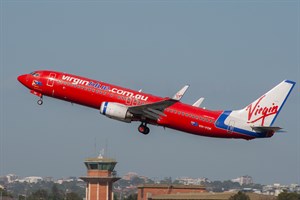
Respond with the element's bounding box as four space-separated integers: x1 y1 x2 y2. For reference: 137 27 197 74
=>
100 102 133 123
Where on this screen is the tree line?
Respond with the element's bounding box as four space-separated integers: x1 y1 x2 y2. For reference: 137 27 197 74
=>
17 184 82 200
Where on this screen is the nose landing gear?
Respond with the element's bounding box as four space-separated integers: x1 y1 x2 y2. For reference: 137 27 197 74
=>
138 122 150 135
30 90 43 105
37 97 43 105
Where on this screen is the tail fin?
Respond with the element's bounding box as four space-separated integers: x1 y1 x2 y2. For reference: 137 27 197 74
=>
234 80 295 127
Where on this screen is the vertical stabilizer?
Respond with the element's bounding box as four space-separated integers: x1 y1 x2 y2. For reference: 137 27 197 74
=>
232 80 295 127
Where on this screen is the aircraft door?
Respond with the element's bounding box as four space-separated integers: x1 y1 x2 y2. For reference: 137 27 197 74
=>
47 73 56 87
132 98 139 106
227 120 235 133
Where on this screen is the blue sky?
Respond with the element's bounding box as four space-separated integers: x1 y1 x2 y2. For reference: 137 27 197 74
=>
1 1 299 185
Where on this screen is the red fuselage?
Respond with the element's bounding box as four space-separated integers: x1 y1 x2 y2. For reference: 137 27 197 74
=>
17 70 265 140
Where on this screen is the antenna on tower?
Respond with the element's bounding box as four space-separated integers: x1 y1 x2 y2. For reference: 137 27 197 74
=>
105 138 108 158
94 137 97 156
98 149 105 159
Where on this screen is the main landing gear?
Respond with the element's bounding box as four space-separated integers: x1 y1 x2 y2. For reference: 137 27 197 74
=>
138 122 150 135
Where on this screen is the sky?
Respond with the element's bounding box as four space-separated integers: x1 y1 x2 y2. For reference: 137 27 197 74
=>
0 1 299 185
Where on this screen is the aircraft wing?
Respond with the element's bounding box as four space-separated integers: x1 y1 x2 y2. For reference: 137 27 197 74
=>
128 98 178 121
128 84 189 121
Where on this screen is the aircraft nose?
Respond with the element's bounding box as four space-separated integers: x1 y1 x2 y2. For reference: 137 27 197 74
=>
17 74 28 85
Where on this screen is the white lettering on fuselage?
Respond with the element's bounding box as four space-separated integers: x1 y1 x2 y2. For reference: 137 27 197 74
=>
62 75 89 85
111 88 148 101
61 75 149 101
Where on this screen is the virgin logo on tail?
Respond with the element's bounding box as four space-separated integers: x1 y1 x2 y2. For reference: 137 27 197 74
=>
246 95 279 126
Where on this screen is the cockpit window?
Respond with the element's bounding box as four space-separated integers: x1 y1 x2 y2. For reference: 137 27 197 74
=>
30 72 40 77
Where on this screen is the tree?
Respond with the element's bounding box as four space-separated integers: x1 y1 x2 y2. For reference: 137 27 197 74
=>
220 180 241 191
160 177 172 185
172 180 181 185
27 189 49 200
50 184 63 200
277 191 300 200
131 177 146 186
114 193 119 200
65 192 82 200
229 191 250 200
18 195 26 200
0 188 13 198
124 194 138 200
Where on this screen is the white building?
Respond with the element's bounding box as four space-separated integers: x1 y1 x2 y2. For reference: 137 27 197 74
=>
17 176 43 183
176 177 210 185
231 175 253 185
6 174 18 183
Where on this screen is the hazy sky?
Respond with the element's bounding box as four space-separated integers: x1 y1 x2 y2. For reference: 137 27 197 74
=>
1 1 299 185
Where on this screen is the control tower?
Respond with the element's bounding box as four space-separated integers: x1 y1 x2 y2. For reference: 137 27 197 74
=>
80 154 120 200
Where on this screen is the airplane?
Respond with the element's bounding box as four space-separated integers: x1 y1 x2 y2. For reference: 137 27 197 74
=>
18 70 296 140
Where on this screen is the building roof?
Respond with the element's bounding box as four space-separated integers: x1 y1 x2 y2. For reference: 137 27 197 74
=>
149 192 276 200
138 184 206 189
84 157 117 163
151 193 231 200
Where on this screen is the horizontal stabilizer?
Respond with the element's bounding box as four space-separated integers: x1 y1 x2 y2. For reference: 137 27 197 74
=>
251 126 282 133
193 97 204 107
172 85 189 101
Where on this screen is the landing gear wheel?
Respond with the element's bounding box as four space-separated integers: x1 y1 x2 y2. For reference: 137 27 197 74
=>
138 123 150 135
37 99 43 105
144 126 150 135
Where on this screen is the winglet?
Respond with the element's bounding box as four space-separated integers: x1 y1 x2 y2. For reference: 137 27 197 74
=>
172 85 189 100
193 97 205 107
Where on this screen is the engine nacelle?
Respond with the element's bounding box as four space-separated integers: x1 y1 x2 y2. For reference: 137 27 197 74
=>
100 102 133 123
